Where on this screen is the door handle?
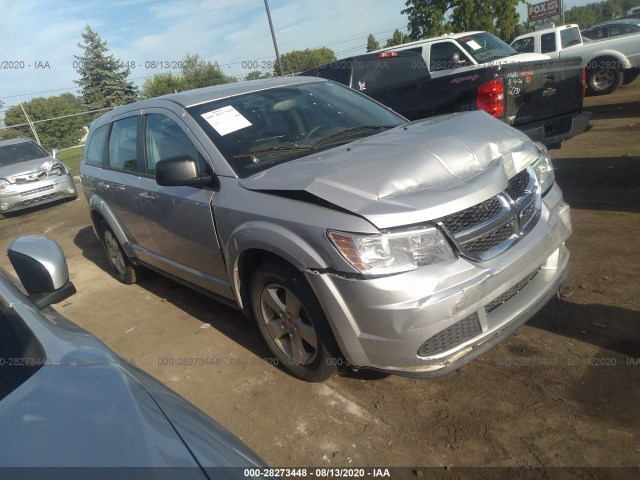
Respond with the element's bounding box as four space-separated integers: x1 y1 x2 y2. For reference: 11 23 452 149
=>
139 192 157 202
111 184 126 191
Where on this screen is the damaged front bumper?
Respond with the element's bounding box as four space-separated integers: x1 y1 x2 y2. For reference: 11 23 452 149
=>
0 175 77 214
305 183 572 377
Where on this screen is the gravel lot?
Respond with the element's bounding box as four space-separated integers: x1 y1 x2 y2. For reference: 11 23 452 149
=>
1 82 638 472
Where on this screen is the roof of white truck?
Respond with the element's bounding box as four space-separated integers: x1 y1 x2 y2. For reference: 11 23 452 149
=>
515 24 579 38
374 31 485 53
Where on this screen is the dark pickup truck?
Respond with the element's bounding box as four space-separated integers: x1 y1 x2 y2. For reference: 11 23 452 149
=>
300 49 591 148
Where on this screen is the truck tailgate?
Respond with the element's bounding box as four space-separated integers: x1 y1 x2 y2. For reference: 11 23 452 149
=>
503 58 583 127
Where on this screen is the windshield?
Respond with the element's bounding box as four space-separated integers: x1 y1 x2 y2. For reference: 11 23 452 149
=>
188 81 405 178
457 32 519 63
0 141 49 167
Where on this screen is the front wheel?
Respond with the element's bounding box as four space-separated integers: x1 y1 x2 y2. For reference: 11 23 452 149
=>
98 221 144 284
587 66 624 95
250 263 340 382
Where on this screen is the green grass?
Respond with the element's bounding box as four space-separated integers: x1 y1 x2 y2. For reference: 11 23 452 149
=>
57 146 84 175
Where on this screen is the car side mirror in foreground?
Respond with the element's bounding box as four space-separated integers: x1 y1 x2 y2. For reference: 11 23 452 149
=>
8 236 76 309
155 155 213 187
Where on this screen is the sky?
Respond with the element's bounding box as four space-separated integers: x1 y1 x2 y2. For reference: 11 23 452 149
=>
0 0 593 116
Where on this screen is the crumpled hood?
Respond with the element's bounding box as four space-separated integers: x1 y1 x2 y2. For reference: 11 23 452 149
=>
241 111 541 229
0 156 62 182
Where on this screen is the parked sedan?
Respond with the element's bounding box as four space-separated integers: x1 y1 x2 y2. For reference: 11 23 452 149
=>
581 19 640 41
0 236 264 473
0 138 77 216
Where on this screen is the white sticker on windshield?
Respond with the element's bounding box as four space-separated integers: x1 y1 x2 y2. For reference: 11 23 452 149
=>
201 106 252 136
466 40 482 51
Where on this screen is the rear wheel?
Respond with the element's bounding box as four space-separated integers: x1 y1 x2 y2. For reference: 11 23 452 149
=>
98 221 143 284
587 64 624 95
250 263 340 382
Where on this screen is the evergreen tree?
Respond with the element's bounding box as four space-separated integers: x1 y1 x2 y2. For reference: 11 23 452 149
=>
74 25 138 109
366 34 381 52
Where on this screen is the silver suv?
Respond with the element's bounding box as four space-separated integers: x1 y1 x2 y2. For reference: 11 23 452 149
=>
80 76 571 382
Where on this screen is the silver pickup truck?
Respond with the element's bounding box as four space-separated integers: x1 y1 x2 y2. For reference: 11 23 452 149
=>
80 77 572 382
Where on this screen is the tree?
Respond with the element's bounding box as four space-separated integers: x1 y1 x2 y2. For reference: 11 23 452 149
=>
141 72 186 98
566 6 598 27
402 0 452 39
141 54 236 99
384 29 406 47
74 25 138 109
181 54 235 89
366 34 380 52
245 71 272 80
3 94 85 149
274 47 336 75
401 0 520 41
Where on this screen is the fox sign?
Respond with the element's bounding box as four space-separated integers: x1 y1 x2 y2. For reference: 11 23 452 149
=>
528 0 561 21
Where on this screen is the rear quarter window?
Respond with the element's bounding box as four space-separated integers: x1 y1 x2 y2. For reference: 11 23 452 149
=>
560 27 582 48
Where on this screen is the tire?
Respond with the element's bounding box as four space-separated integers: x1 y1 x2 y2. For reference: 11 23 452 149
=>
587 65 624 95
622 69 640 86
250 262 340 382
98 221 143 284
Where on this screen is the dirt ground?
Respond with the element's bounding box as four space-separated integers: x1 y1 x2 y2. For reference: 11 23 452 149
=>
1 82 638 472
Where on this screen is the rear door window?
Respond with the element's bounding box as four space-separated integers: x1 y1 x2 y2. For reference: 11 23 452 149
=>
610 24 637 36
84 124 108 167
540 33 557 53
107 116 140 172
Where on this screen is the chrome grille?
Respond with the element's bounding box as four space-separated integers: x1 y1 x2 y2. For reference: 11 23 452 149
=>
437 167 541 261
441 196 505 234
485 268 541 313
20 184 54 197
417 313 482 357
464 222 514 254
504 169 530 201
520 201 536 226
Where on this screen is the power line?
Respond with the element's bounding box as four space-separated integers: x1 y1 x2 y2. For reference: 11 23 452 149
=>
0 107 113 130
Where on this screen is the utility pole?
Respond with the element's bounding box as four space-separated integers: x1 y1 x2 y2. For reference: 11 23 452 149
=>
264 0 284 76
19 100 42 146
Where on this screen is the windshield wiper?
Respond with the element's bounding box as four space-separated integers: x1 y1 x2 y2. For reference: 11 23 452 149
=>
233 145 315 159
312 125 396 147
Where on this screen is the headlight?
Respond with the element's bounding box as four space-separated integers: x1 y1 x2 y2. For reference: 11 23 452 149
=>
0 179 9 190
532 146 555 195
328 226 455 276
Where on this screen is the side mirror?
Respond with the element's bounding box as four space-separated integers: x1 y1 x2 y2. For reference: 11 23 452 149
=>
452 53 465 67
51 148 59 159
8 236 76 309
155 155 213 187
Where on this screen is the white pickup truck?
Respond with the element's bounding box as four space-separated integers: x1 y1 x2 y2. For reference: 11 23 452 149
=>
510 24 640 95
